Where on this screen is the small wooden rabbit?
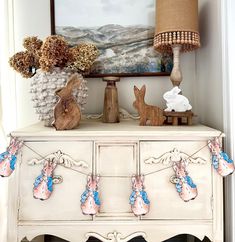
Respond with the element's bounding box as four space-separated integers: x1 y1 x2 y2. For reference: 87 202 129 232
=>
81 175 101 215
133 85 166 126
172 160 198 202
33 159 62 200
129 175 150 216
53 74 82 130
208 138 234 177
0 137 23 177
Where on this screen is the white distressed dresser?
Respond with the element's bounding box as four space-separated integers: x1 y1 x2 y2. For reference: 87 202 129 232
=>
7 120 223 242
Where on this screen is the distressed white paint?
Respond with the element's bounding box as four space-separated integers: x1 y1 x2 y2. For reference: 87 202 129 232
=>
5 121 224 242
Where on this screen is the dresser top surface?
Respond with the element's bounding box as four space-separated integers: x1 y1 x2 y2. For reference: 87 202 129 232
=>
11 120 222 139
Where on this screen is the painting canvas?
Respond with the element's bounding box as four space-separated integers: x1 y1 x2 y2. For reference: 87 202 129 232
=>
51 0 173 77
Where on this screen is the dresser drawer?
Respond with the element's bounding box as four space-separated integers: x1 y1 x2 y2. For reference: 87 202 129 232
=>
19 141 93 221
140 141 212 220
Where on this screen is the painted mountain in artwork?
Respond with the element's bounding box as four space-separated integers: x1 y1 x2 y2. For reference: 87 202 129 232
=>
56 24 172 75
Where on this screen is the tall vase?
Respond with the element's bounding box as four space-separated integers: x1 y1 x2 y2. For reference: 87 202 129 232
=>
30 67 88 127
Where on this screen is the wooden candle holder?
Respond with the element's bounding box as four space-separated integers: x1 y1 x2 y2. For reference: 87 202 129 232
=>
102 76 120 123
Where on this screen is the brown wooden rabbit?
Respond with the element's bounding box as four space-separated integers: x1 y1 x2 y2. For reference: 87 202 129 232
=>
53 74 82 130
133 85 166 126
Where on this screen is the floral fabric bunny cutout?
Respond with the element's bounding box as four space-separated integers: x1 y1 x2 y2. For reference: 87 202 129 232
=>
33 159 62 200
129 175 150 216
81 175 101 215
0 137 23 177
163 86 192 112
208 138 234 177
171 160 197 202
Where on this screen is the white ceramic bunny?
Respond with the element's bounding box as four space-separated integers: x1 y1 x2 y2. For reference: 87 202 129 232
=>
163 87 192 112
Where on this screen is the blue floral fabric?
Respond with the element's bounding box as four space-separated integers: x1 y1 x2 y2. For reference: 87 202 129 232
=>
140 191 150 205
185 176 197 188
176 183 182 193
33 174 53 192
212 155 219 169
93 191 101 206
80 190 101 206
0 151 8 161
221 152 233 164
34 174 43 188
129 191 136 205
9 155 17 171
81 190 89 204
129 190 150 205
47 177 53 192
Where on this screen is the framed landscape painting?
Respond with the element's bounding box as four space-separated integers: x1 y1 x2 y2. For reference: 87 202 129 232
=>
51 0 172 77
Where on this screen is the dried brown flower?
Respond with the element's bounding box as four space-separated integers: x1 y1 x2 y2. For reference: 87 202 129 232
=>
23 36 43 52
9 51 38 78
69 43 99 74
40 35 73 72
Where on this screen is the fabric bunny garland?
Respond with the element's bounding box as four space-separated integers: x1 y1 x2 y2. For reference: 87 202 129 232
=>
130 175 150 216
208 138 234 177
33 159 62 200
0 137 23 177
171 160 198 202
81 175 101 215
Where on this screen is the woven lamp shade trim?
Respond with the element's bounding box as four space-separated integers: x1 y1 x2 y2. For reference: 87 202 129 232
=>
154 31 200 53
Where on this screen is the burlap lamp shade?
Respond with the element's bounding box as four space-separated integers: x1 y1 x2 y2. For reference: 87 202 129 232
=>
154 0 200 53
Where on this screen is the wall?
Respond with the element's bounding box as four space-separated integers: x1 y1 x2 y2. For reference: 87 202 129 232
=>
12 0 196 128
195 0 224 130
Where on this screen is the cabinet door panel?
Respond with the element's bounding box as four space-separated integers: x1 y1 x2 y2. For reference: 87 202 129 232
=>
140 141 212 220
19 141 93 221
95 143 137 218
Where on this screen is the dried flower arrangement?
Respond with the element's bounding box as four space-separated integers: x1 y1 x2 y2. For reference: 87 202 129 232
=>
9 35 99 77
9 35 99 126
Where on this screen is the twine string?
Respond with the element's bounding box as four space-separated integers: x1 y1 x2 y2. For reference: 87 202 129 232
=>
18 132 223 179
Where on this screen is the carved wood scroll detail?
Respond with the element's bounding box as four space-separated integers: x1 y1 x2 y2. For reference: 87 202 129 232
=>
86 231 147 242
144 148 206 166
28 150 88 168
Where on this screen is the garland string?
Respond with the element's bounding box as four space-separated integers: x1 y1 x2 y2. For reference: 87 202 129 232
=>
20 132 223 178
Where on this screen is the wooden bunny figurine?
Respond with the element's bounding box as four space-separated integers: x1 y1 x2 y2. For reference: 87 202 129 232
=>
81 175 101 215
129 175 150 216
53 74 82 130
0 137 23 177
172 160 198 202
133 85 166 126
208 138 234 177
33 159 62 200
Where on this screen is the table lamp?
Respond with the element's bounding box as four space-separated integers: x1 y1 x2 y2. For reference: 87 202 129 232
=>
154 0 200 87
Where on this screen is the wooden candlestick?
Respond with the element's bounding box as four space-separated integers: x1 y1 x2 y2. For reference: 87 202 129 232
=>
102 76 120 123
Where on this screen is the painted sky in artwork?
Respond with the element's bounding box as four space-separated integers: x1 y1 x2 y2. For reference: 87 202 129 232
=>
55 0 155 27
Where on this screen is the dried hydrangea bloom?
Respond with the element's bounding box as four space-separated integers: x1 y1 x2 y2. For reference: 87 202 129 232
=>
23 36 43 52
69 43 99 74
39 35 73 72
9 51 38 78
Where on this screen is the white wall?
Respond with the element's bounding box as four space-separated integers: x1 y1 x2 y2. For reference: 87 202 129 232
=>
195 0 224 130
12 0 196 128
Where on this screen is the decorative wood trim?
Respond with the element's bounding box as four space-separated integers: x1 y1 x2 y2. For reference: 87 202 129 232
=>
86 231 146 242
144 148 206 165
28 150 88 168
